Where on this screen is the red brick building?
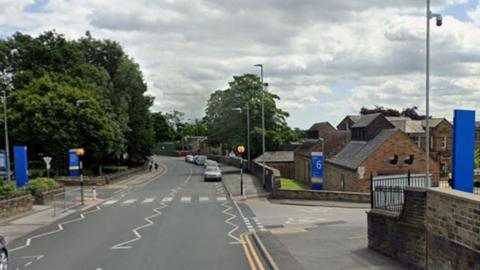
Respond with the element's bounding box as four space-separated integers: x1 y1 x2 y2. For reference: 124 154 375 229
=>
325 114 439 192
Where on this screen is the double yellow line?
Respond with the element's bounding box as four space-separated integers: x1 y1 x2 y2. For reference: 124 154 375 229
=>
241 233 265 270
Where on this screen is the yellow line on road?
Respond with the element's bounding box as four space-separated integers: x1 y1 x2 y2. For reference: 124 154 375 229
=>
245 233 265 270
241 233 257 270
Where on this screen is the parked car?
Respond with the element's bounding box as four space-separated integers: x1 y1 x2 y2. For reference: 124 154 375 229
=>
204 166 222 181
204 159 218 168
0 235 8 269
185 155 194 163
194 155 207 166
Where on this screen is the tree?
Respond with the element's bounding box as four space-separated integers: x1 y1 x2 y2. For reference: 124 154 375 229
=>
151 112 175 142
360 106 400 117
204 74 293 157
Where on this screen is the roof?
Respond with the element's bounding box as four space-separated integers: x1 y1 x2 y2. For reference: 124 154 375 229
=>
387 118 424 134
351 113 382 128
422 118 451 128
327 129 397 170
254 151 294 163
308 122 335 132
345 115 361 123
294 140 319 156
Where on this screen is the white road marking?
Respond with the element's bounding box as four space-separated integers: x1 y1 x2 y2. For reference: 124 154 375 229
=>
199 197 209 202
142 198 155 204
10 206 102 252
181 196 191 202
111 202 168 250
217 196 227 201
162 197 173 202
104 200 118 205
122 199 137 205
221 200 242 244
24 262 32 267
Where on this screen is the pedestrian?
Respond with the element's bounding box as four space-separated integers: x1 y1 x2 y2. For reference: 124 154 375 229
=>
154 162 159 171
149 162 153 172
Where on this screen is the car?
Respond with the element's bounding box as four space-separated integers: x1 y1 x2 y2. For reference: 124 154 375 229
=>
194 155 207 166
0 235 8 269
185 155 194 163
204 166 222 181
204 159 218 168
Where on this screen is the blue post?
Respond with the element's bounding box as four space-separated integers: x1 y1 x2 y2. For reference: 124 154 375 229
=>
69 149 80 176
14 146 29 188
311 152 324 190
452 110 475 193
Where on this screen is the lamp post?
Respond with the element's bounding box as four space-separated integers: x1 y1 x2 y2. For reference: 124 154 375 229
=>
1 87 10 182
237 145 245 196
425 0 442 184
233 96 251 170
254 64 266 188
76 99 88 205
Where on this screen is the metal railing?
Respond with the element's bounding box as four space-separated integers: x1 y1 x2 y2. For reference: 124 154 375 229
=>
53 187 82 216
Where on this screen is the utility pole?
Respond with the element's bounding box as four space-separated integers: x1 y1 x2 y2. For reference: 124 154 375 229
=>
246 102 251 170
1 73 11 182
254 64 266 188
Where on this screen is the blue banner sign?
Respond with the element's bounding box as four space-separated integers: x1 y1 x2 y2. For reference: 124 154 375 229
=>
69 149 80 176
452 109 475 193
14 146 29 188
311 152 324 190
0 150 6 177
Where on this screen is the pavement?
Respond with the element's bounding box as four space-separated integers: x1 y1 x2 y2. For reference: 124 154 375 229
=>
7 156 260 270
220 164 269 198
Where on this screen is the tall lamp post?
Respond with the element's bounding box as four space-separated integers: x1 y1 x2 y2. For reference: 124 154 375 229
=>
1 87 10 182
254 64 266 188
425 0 442 184
233 95 251 170
76 100 88 205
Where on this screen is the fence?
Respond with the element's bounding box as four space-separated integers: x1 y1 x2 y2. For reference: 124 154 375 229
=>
371 172 435 212
53 187 82 216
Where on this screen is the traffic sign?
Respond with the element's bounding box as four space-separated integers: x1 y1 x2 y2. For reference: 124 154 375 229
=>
43 156 52 165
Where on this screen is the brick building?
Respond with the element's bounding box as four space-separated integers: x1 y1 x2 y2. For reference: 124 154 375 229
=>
325 114 439 192
294 131 351 185
386 117 452 175
337 115 361 131
306 122 336 139
254 151 294 179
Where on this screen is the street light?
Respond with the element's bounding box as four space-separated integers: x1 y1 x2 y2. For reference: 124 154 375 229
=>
233 95 251 170
425 0 442 185
254 64 266 188
1 72 11 182
76 100 88 205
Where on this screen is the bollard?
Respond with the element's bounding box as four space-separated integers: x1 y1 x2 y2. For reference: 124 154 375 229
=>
92 186 97 200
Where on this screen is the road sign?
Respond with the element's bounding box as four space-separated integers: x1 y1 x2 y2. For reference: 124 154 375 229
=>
311 152 324 178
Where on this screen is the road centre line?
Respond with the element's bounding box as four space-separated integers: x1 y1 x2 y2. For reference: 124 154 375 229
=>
142 198 155 204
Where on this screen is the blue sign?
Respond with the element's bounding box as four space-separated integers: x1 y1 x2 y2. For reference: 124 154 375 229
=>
14 146 29 188
69 149 80 176
0 150 6 177
452 110 475 193
311 152 324 190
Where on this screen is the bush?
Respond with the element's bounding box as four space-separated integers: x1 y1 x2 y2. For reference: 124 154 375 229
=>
0 182 20 198
103 165 128 174
26 178 60 193
29 168 46 178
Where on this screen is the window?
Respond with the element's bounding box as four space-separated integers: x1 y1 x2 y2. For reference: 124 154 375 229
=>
442 136 447 150
416 136 421 147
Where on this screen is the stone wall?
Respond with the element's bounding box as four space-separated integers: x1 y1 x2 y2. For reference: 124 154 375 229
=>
0 194 33 219
324 163 360 192
266 162 294 179
368 187 480 270
55 166 147 186
32 187 64 205
272 189 370 203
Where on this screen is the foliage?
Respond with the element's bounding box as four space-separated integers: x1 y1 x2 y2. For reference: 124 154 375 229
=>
0 30 154 173
204 74 295 157
29 168 46 179
360 106 425 120
280 178 308 191
103 165 129 174
475 149 480 169
26 178 60 193
0 182 20 198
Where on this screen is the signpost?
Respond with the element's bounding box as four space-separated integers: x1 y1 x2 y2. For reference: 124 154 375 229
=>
14 146 29 188
0 150 6 178
68 149 80 176
452 109 475 193
311 151 324 190
43 156 52 178
237 145 245 196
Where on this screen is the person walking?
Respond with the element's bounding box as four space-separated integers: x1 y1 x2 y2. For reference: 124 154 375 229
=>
149 162 153 172
154 162 159 171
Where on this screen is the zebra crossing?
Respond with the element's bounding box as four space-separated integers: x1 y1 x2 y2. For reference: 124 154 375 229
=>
102 195 229 207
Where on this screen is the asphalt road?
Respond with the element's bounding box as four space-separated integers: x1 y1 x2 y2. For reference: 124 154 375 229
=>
8 156 252 270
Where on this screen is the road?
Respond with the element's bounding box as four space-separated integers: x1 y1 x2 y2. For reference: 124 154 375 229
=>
8 156 257 270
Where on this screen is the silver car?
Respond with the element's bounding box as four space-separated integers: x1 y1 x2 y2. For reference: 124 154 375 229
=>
204 160 218 168
204 166 222 181
194 155 207 166
0 236 8 269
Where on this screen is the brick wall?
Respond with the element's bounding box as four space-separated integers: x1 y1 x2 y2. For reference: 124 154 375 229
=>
324 163 361 192
368 187 480 270
0 194 34 219
294 155 310 185
272 189 370 203
267 162 294 179
426 189 480 270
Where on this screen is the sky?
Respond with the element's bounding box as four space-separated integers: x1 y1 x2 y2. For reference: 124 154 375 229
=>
1 0 480 129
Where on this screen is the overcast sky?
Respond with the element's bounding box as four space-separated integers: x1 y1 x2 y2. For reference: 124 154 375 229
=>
1 0 480 128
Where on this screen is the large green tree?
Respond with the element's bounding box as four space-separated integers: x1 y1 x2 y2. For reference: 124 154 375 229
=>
204 74 295 157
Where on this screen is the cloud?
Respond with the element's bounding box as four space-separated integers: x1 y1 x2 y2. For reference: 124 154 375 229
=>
0 0 479 128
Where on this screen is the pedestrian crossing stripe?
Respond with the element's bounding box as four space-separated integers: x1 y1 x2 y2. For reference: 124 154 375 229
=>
199 197 209 202
162 197 173 202
217 197 227 201
104 200 118 205
180 197 191 202
142 198 155 204
122 199 136 204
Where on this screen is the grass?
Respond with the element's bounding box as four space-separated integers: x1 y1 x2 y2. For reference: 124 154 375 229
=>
280 178 309 191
